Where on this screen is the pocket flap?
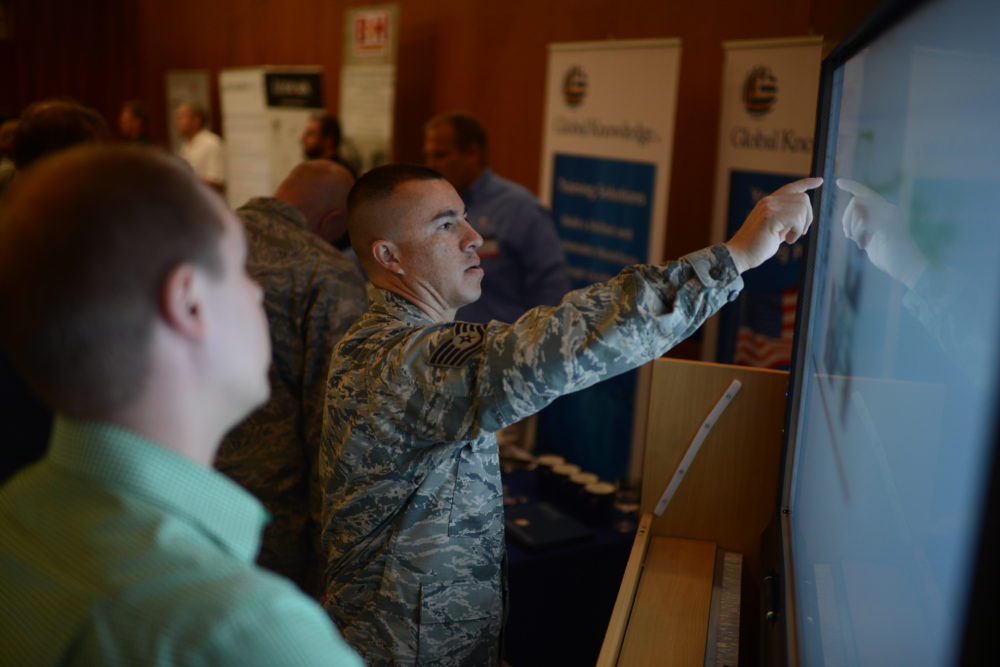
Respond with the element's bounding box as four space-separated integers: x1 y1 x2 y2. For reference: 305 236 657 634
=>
420 579 496 624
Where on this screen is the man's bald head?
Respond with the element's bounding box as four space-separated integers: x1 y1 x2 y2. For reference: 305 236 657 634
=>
273 160 354 244
346 164 445 272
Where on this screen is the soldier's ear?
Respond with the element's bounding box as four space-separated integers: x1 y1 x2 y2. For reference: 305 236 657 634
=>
372 239 404 275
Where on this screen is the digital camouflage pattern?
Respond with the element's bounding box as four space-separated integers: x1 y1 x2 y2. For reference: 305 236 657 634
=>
215 197 366 591
320 244 742 665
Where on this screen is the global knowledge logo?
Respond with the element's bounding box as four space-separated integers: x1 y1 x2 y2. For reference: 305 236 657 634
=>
563 66 588 107
742 66 778 116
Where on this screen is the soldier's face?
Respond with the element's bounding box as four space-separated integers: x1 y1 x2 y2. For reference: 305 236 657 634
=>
393 178 484 314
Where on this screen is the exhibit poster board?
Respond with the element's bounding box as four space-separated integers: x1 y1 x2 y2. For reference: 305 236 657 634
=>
219 66 323 208
538 38 681 481
339 3 399 174
705 37 823 368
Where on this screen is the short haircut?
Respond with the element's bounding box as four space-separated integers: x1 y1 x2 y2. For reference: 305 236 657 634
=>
346 163 444 265
310 111 342 147
0 145 225 416
347 163 443 222
425 111 487 154
11 99 109 169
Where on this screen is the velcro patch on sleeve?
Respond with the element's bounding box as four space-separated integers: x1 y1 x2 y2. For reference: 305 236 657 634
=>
429 322 486 368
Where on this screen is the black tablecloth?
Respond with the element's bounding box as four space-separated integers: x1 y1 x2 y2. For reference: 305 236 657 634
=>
502 469 636 666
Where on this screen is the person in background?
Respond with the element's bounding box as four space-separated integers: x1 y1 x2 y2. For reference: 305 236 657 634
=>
174 100 225 192
214 159 367 593
301 111 342 162
319 162 821 664
0 145 363 666
11 98 108 172
118 99 152 144
301 110 358 177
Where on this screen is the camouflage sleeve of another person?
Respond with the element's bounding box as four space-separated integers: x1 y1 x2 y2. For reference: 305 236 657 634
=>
301 259 367 524
373 244 741 442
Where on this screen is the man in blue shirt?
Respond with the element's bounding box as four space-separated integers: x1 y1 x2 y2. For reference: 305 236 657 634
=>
424 112 571 324
0 146 362 666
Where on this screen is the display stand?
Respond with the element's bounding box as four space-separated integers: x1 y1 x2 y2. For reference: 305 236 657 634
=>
218 66 324 208
598 358 788 665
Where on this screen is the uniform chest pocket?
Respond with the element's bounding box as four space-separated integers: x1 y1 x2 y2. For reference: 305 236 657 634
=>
417 579 502 665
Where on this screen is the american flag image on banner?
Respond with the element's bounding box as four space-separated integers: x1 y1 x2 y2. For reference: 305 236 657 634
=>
734 287 798 369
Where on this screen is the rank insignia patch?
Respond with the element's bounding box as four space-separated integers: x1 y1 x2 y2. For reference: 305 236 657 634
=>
430 322 486 368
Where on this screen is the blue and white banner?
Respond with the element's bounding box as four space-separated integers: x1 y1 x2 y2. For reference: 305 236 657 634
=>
538 39 681 482
704 37 823 368
552 154 655 288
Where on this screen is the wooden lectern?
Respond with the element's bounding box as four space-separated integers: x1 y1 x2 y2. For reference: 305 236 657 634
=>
598 358 788 666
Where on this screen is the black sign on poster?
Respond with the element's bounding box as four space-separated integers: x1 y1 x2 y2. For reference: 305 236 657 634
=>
265 72 323 108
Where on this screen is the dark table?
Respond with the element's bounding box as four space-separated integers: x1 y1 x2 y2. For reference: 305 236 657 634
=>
502 469 637 666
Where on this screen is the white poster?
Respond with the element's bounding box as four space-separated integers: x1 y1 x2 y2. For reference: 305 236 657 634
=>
340 4 399 174
537 38 681 483
219 67 324 208
705 37 823 368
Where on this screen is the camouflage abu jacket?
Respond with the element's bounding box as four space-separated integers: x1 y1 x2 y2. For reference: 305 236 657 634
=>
320 244 742 666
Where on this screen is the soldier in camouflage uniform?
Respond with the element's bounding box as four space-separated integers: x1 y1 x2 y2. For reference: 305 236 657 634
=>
215 160 367 592
320 164 821 664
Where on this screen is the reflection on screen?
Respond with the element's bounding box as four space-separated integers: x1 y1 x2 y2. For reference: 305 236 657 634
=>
787 0 1000 663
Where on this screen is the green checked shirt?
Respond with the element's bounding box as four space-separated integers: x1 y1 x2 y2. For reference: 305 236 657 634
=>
0 416 363 667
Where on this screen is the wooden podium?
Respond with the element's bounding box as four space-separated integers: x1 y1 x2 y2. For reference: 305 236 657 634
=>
598 359 788 666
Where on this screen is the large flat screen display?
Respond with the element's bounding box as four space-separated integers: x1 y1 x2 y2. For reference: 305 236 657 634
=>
779 0 1000 663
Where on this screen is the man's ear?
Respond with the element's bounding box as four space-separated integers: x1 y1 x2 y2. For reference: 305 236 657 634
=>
160 263 206 339
372 239 404 275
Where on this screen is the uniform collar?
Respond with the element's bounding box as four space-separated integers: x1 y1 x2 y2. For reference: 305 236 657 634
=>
366 285 437 325
238 196 309 232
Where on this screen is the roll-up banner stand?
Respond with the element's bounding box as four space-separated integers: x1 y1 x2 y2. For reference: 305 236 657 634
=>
220 66 324 208
703 37 823 369
538 38 681 483
340 3 399 174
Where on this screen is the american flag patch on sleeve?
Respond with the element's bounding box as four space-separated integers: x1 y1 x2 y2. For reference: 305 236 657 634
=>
429 322 486 368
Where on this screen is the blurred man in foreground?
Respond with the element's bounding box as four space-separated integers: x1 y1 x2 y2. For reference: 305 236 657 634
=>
0 145 362 666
